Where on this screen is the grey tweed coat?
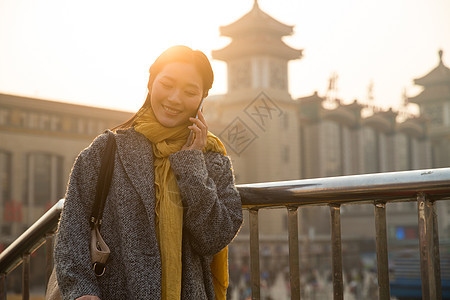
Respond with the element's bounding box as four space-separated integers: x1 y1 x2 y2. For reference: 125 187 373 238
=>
54 128 243 300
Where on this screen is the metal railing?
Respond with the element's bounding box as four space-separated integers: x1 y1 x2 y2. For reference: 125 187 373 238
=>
0 199 64 300
1 168 450 299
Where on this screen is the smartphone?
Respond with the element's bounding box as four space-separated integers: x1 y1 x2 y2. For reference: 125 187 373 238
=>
194 97 206 119
187 97 205 145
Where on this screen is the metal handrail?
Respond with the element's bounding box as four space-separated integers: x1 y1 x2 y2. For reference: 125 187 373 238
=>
1 168 450 299
239 167 450 206
1 167 449 272
0 199 64 274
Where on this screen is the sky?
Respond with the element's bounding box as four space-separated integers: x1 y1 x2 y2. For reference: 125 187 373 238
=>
0 0 449 114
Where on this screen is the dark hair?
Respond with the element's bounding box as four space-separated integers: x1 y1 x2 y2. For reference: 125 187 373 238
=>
113 45 214 131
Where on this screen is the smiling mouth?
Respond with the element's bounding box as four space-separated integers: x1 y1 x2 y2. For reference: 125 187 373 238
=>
162 105 182 114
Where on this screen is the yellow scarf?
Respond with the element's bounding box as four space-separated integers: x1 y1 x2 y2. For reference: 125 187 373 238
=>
134 107 229 300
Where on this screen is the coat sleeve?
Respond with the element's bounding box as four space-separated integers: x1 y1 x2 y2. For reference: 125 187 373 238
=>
169 149 243 256
54 132 110 300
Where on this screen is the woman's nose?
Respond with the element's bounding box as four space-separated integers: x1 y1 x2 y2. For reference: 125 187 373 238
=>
167 88 182 103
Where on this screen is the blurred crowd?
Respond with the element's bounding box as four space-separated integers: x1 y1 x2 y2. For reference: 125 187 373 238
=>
226 245 380 300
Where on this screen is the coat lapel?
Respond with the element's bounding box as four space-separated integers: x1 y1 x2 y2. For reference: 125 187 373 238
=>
115 128 156 212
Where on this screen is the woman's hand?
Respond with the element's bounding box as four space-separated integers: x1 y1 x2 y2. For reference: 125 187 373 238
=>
76 296 101 300
181 110 208 151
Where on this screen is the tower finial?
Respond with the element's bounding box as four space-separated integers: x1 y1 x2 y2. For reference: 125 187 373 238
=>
253 0 259 9
438 49 443 64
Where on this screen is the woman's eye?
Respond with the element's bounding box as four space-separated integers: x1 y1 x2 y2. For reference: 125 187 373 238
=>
160 82 172 89
185 91 198 97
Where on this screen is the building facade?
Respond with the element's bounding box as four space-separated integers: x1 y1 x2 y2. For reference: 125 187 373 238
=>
204 1 450 273
0 94 132 248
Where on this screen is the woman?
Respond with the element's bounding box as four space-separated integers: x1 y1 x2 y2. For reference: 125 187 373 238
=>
54 45 243 300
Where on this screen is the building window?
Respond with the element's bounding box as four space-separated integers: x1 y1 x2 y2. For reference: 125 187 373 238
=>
229 61 251 90
50 116 61 131
18 111 43 130
0 150 12 207
322 121 342 176
0 108 11 126
363 127 379 173
86 120 93 135
39 114 51 130
76 118 84 134
270 61 286 90
0 151 12 236
424 103 443 126
27 153 64 207
29 112 39 129
395 133 410 171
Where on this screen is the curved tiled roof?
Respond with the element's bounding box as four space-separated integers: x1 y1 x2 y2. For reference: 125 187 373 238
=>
212 1 302 61
219 1 294 38
414 50 450 86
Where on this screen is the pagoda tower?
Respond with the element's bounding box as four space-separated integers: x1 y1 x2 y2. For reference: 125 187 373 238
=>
206 0 302 187
212 0 302 97
409 50 450 167
206 2 304 239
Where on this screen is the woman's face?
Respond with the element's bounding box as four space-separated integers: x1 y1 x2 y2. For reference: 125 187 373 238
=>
150 62 204 128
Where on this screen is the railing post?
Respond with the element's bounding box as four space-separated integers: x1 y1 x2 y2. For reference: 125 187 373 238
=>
22 253 30 300
417 192 442 300
46 233 55 288
249 208 260 300
329 204 343 300
374 201 390 299
287 206 301 299
1 273 6 300
432 198 442 300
